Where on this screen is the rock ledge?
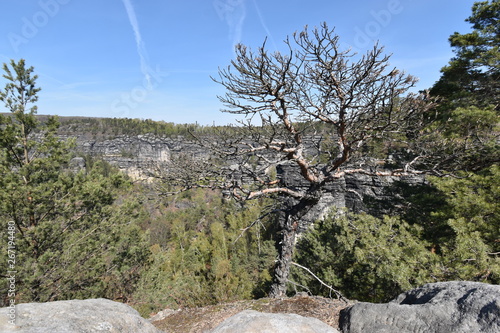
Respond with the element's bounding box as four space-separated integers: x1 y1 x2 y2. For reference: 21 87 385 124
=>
0 298 162 333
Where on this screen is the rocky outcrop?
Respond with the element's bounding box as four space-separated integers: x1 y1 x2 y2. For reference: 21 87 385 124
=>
276 163 426 230
4 282 496 332
69 133 208 179
0 298 162 333
339 281 500 333
150 294 348 332
210 309 340 333
68 132 426 224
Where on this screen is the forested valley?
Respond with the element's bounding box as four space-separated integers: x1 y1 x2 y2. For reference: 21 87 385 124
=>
0 1 498 317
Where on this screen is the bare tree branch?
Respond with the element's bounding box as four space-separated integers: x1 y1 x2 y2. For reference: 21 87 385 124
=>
160 22 439 298
291 261 348 303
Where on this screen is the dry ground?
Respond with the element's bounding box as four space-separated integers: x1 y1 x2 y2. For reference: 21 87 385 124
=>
150 295 352 333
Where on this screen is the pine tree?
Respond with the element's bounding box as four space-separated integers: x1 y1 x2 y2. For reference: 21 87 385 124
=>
0 59 150 305
132 190 276 315
431 0 499 111
429 166 499 283
293 210 437 302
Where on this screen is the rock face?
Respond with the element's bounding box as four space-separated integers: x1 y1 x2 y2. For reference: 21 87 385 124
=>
70 131 426 226
70 133 208 179
339 281 500 333
0 298 163 333
277 162 426 230
210 309 340 333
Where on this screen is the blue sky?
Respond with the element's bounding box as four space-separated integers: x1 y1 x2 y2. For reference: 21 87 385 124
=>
0 0 476 125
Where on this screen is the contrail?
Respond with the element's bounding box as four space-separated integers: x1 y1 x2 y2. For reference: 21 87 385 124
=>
219 0 246 52
229 4 246 51
252 0 278 51
121 0 151 87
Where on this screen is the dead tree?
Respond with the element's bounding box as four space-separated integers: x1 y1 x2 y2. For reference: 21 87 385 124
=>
159 23 435 298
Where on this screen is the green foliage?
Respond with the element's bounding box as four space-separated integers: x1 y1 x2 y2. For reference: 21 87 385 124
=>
0 164 151 303
0 59 41 115
53 116 224 140
425 2 499 172
132 191 276 315
415 105 499 172
441 105 498 138
0 59 150 306
411 2 500 287
431 0 499 111
292 165 499 302
429 165 500 282
292 210 437 302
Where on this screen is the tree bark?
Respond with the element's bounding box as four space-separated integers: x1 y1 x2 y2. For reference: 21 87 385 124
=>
268 209 297 298
268 192 321 298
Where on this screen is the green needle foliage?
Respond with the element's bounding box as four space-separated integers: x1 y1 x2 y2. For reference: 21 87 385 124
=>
429 165 499 282
431 0 499 112
291 165 499 302
0 59 150 305
132 190 276 315
292 210 437 302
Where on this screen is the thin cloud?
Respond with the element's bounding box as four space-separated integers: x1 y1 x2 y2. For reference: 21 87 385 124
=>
121 0 151 87
224 0 247 52
252 0 278 51
230 12 246 50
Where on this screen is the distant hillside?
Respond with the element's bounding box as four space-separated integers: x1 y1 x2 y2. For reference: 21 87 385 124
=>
49 115 209 140
1 112 224 139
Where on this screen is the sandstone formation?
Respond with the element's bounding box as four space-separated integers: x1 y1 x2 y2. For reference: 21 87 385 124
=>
210 309 340 333
276 162 426 229
72 134 202 179
3 282 498 332
339 281 500 333
0 298 163 333
67 131 426 226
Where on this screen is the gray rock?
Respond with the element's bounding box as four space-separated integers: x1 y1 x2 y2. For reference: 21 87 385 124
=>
69 156 86 172
69 133 207 178
64 129 427 228
340 281 500 333
210 309 339 333
148 308 178 322
0 298 163 333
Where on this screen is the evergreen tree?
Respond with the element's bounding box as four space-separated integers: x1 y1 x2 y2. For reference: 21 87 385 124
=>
132 190 276 315
292 165 499 302
0 59 150 305
418 1 499 172
429 165 499 283
431 0 499 111
293 210 437 302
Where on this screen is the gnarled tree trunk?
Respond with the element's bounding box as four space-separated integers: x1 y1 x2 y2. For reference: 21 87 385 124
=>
269 209 298 298
269 192 321 298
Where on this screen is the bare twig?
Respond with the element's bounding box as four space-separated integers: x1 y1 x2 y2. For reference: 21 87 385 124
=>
291 261 348 303
232 210 276 244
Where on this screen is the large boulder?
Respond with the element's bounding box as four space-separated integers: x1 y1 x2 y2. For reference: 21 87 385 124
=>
0 298 163 333
210 309 340 333
340 281 500 333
